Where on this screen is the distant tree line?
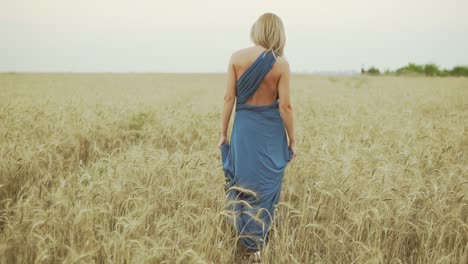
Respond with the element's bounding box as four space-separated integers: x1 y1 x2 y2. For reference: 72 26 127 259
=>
361 64 468 77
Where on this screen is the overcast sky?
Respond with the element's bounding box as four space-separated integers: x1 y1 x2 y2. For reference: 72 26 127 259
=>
1 0 467 73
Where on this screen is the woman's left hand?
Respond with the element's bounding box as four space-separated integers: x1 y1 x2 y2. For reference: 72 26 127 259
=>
217 135 228 149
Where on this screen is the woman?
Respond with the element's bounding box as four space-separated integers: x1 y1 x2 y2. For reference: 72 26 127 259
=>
217 12 296 257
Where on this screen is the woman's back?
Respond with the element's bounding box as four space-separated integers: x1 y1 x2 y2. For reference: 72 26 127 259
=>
231 45 287 106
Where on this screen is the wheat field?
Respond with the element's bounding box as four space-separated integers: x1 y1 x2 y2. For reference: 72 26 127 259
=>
0 73 467 263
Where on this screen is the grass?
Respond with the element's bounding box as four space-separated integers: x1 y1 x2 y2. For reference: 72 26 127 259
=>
0 73 467 263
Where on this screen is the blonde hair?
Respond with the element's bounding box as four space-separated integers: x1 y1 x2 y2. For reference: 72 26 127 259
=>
250 12 286 57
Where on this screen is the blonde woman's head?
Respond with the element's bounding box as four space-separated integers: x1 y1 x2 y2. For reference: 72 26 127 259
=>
250 12 286 57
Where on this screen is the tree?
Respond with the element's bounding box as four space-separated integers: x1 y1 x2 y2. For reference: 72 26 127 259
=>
366 67 380 75
396 63 424 75
423 64 440 76
450 66 468 77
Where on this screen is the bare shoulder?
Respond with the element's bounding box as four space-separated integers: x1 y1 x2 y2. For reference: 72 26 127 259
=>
275 55 290 74
230 47 253 64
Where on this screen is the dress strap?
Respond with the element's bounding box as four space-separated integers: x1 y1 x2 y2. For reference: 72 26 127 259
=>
236 50 277 105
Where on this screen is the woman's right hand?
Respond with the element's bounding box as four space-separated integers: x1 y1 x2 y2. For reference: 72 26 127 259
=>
289 141 296 159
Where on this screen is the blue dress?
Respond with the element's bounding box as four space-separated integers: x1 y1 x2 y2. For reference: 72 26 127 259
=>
220 49 293 251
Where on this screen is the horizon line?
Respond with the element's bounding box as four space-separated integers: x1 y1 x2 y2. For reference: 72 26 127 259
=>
0 70 361 76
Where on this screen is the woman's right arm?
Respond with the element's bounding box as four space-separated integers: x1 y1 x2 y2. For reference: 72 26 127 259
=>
277 59 296 156
218 54 237 148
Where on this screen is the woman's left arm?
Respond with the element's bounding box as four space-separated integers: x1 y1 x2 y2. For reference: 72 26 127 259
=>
218 54 237 148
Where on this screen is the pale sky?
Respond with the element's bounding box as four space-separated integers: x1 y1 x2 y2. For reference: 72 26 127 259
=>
1 0 467 73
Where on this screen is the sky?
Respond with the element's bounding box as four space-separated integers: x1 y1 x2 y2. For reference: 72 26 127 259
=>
1 0 467 73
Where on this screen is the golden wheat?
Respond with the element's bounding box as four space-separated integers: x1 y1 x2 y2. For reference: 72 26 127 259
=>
0 73 467 263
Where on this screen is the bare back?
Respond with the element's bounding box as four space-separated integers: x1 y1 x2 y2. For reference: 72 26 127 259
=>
231 46 286 106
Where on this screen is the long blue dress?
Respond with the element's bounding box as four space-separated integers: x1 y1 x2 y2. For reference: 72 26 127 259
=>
220 49 293 251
